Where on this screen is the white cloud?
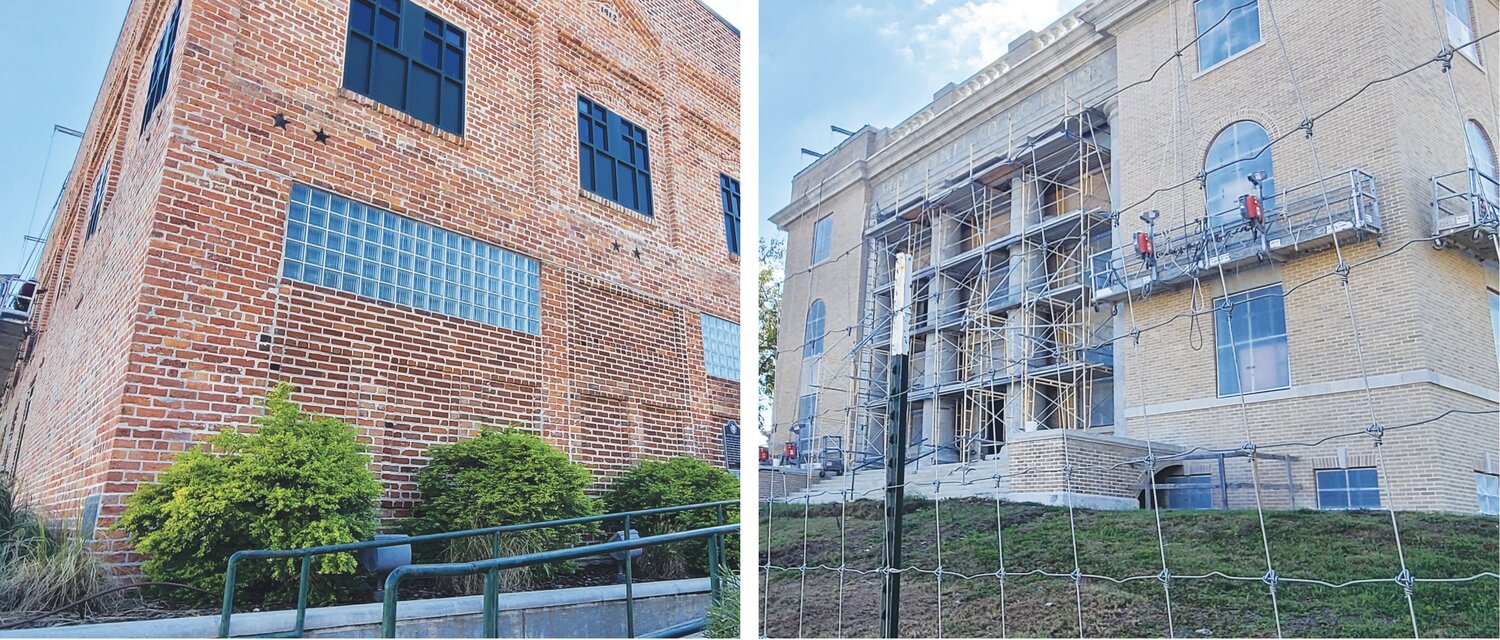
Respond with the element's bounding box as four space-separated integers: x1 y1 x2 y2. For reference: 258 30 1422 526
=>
845 3 878 20
886 0 1077 77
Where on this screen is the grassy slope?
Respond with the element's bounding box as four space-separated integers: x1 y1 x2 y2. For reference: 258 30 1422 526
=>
760 499 1500 638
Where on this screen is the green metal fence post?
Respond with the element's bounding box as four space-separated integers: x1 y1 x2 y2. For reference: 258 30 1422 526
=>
485 531 501 637
381 569 404 638
707 533 721 606
218 553 241 638
482 564 499 638
624 514 635 639
293 554 312 636
714 504 727 579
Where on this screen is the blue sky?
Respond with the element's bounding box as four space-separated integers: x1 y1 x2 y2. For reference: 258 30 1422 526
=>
0 1 129 275
759 0 1078 231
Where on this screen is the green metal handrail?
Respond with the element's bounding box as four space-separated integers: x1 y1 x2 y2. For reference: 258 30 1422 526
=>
380 524 740 638
217 500 736 638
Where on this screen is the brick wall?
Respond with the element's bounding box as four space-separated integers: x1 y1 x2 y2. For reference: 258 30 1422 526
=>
0 0 739 572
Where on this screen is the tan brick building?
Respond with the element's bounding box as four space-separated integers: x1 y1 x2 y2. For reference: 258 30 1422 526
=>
773 0 1499 514
0 0 740 570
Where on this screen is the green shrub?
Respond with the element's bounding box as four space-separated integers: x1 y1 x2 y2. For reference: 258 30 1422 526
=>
407 428 599 592
116 384 382 604
0 477 109 618
602 457 739 578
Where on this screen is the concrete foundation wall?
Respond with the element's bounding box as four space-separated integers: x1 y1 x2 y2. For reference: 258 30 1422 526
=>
0 579 710 639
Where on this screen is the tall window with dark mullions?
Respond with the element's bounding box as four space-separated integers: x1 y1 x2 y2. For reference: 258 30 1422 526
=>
720 174 741 254
343 0 466 136
85 161 110 238
141 2 182 132
578 96 654 217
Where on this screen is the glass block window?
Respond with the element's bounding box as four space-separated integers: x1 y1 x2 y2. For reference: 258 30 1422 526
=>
700 314 739 381
578 95 653 216
1316 468 1381 510
85 161 110 239
344 0 466 136
1478 472 1499 515
1215 284 1289 396
1195 0 1260 71
811 214 832 264
283 184 540 333
141 2 182 131
720 174 741 255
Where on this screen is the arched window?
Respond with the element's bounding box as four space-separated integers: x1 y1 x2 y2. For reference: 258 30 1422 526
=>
1204 121 1274 226
1464 120 1498 203
804 300 826 357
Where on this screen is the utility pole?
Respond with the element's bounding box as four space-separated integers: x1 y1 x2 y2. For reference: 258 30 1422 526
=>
880 252 912 639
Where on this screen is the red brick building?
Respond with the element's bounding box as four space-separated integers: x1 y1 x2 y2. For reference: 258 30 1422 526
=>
0 0 740 569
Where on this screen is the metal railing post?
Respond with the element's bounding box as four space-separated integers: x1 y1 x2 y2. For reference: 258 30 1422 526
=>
294 554 312 636
218 552 241 638
707 534 721 606
482 564 499 638
623 514 635 638
381 569 404 638
714 504 727 581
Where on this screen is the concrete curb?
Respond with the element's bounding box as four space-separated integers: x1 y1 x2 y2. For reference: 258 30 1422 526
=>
1 578 711 638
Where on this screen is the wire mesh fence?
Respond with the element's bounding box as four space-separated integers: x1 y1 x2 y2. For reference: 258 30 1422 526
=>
759 0 1500 636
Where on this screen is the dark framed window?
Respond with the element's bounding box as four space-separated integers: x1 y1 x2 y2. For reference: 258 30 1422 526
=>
85 161 110 238
577 95 653 216
720 174 741 254
141 2 182 132
1316 468 1380 510
343 0 466 136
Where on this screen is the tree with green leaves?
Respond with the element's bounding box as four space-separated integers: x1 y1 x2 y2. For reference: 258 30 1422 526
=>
758 236 784 441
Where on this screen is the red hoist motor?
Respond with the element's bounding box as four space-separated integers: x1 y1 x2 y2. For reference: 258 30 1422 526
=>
783 442 799 463
759 446 771 465
1133 232 1154 258
1239 194 1264 223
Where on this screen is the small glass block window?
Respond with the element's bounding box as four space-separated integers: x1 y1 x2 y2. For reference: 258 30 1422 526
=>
701 314 739 381
283 184 540 334
1478 472 1499 516
1316 468 1381 510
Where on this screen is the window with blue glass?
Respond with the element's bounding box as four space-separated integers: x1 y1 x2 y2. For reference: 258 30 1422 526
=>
577 96 653 216
804 299 826 357
1215 284 1289 396
720 174 741 255
141 2 182 131
282 184 540 333
1204 121 1275 226
1316 468 1380 510
700 314 739 381
811 215 832 264
1156 473 1214 510
1195 0 1260 71
85 161 110 239
344 0 466 136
